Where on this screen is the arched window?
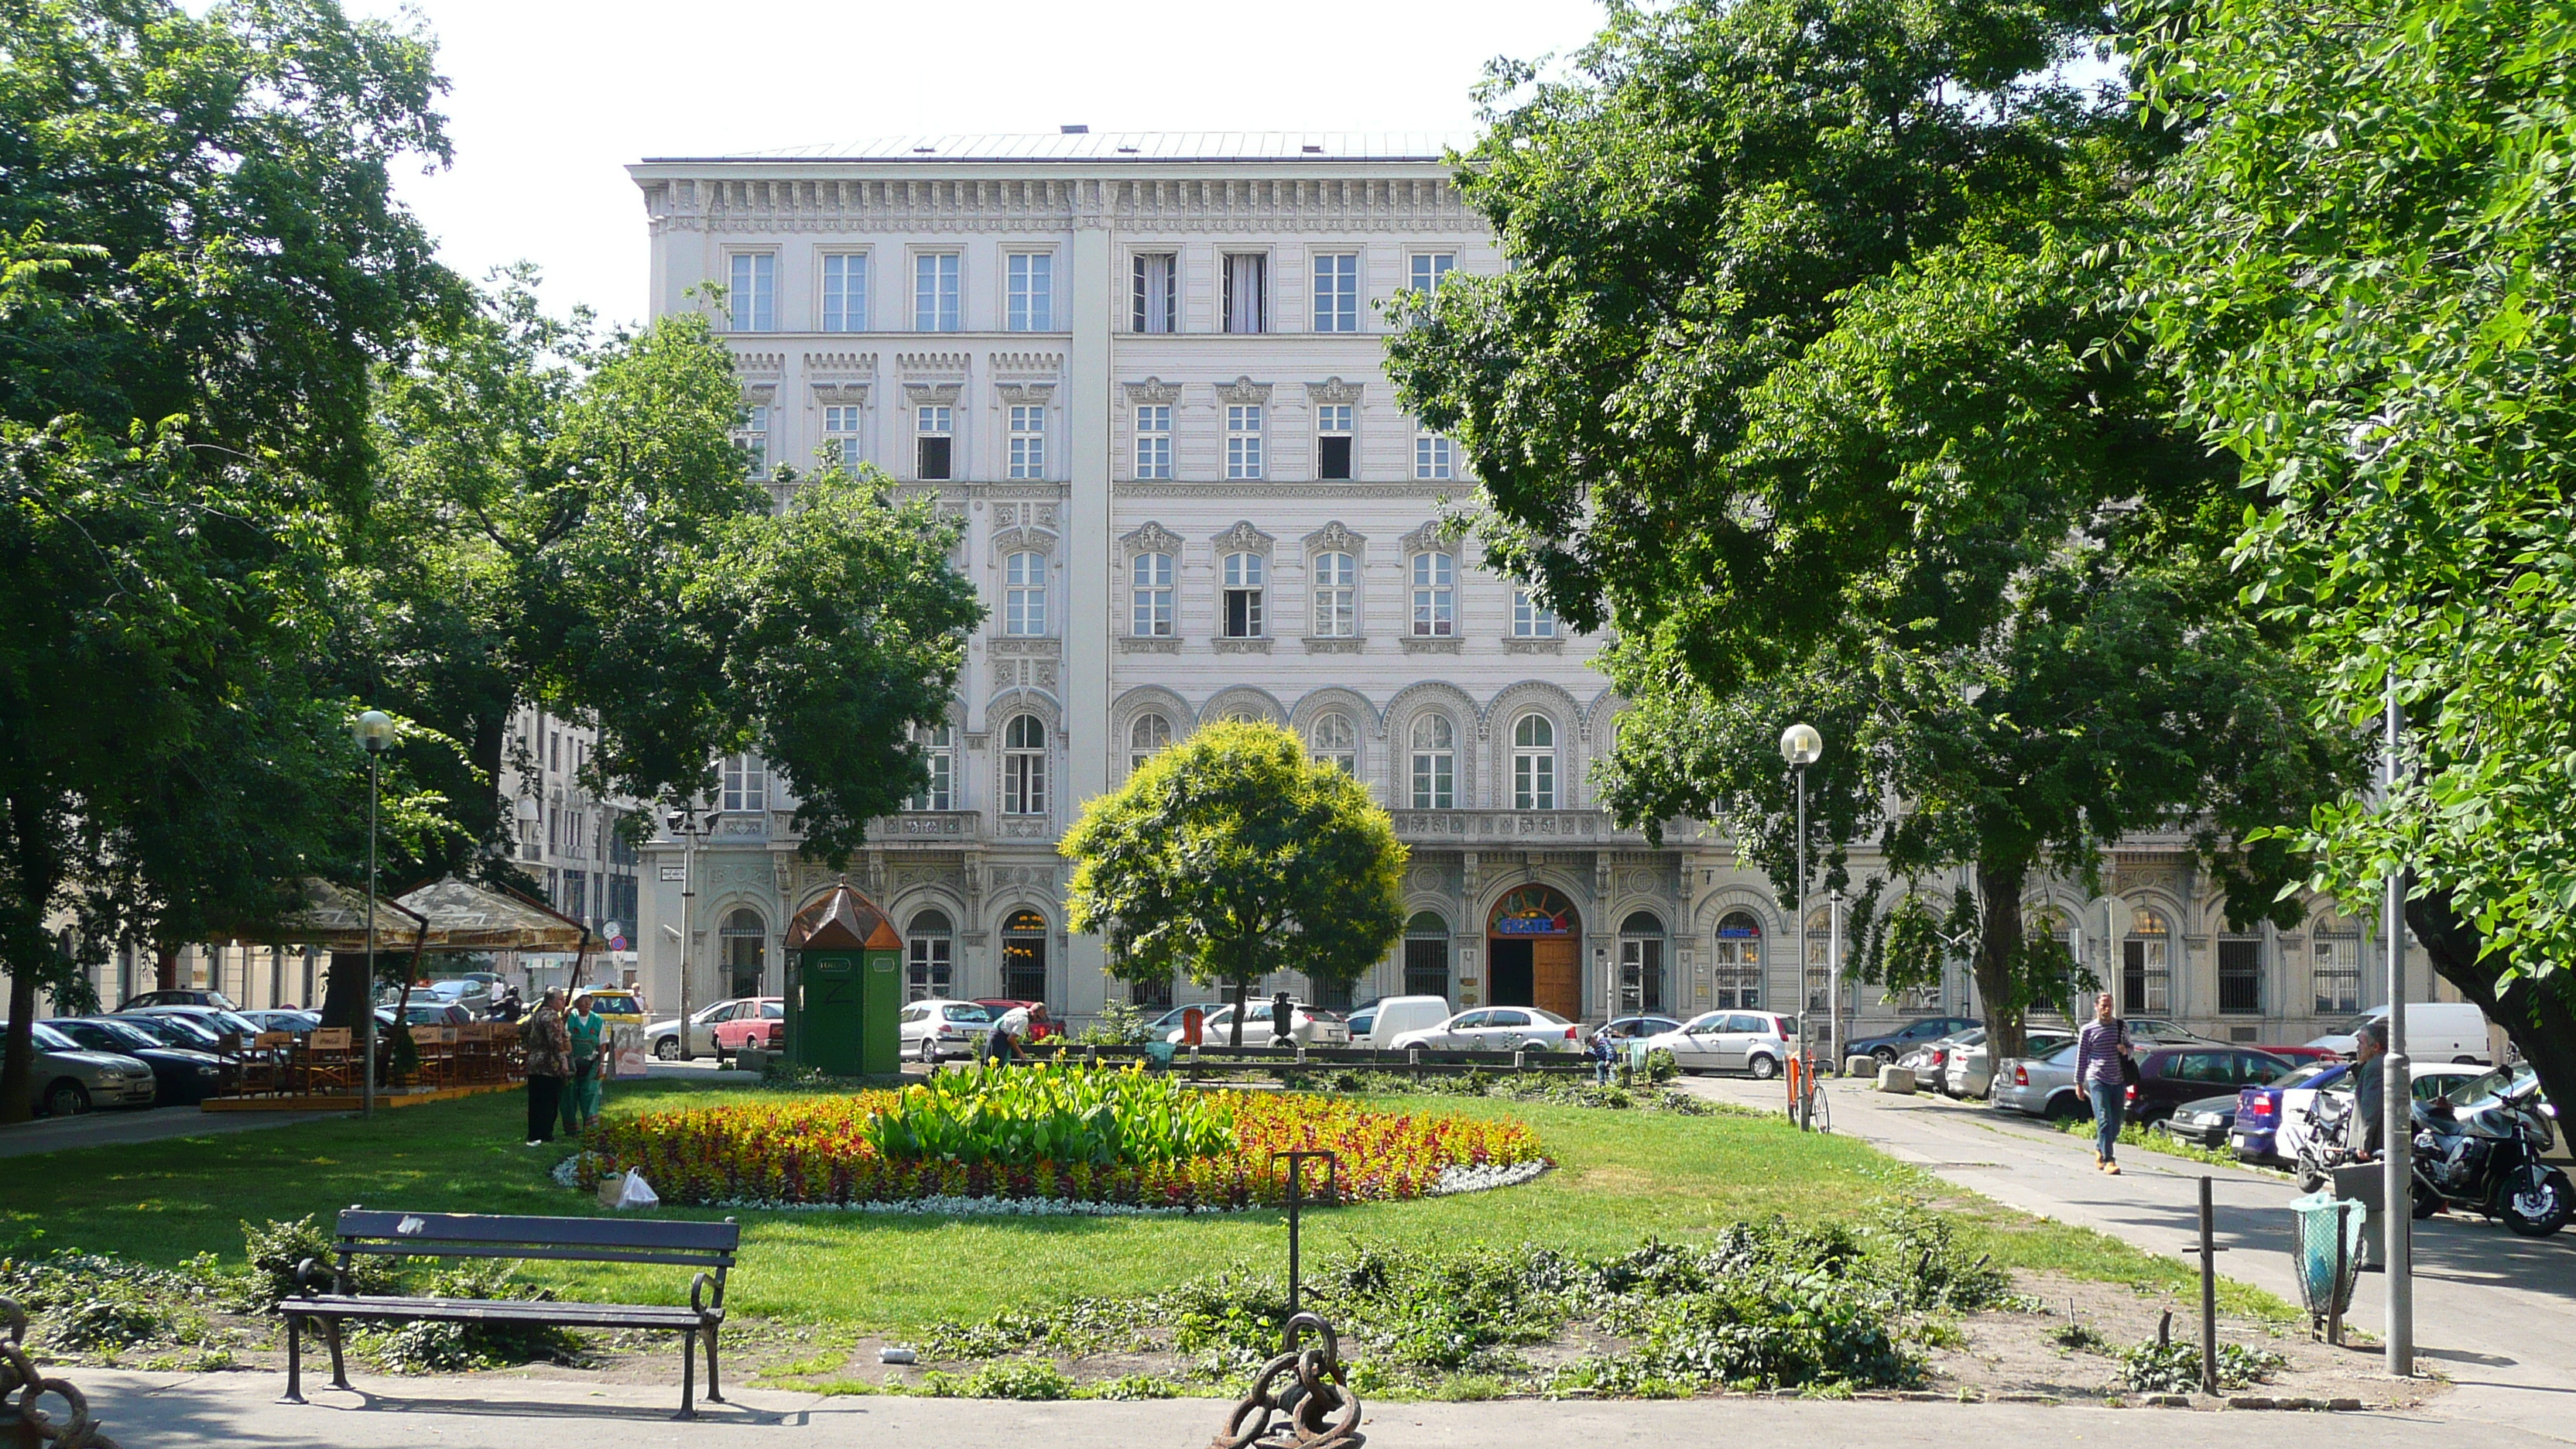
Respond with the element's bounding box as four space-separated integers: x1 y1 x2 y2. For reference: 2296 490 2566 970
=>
1003 714 1046 815
1312 551 1356 637
1005 551 1048 635
1713 909 1762 1010
1310 712 1356 774
1619 910 1666 1016
908 724 953 810
2122 904 2170 1015
1131 552 1173 637
1222 552 1266 638
1128 713 1172 776
1409 551 1454 636
721 908 766 999
1512 714 1556 810
1403 911 1451 998
1002 908 1048 1002
1409 714 1454 809
906 909 953 1001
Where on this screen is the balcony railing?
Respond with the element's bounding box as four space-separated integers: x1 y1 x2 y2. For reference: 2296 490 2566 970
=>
867 810 981 841
1388 808 1657 845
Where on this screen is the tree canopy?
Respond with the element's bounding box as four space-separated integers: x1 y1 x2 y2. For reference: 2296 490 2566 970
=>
1061 722 1406 1046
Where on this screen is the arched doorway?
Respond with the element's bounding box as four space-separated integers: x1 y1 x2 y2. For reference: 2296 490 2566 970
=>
1488 885 1581 1020
1001 909 1049 1003
1618 910 1666 1016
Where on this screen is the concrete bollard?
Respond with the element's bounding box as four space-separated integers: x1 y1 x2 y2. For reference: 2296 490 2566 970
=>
1875 1064 1917 1094
1845 1054 1879 1079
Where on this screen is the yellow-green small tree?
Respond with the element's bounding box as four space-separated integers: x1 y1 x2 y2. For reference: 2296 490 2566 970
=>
1063 721 1406 1047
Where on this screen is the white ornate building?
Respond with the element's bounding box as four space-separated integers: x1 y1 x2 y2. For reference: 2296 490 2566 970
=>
623 132 2442 1048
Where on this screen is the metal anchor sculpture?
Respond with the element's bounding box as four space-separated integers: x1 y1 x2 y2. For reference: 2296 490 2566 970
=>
1209 1310 1363 1449
0 1297 121 1448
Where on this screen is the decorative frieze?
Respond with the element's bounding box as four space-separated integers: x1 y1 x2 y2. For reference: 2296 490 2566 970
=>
1118 637 1181 654
809 380 870 406
1214 638 1273 654
1120 521 1183 556
995 381 1058 406
1403 637 1462 655
639 174 1475 238
1307 376 1365 407
1215 376 1273 406
1504 638 1564 655
1303 520 1365 554
1123 377 1182 407
1211 519 1275 557
1303 637 1365 654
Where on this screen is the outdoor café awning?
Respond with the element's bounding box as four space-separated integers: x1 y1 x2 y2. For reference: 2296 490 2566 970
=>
275 877 430 952
393 875 590 953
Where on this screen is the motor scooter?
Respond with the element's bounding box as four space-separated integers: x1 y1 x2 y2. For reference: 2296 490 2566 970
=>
2410 1077 2571 1238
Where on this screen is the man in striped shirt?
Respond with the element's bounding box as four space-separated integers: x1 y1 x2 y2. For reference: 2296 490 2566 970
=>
2076 992 2134 1174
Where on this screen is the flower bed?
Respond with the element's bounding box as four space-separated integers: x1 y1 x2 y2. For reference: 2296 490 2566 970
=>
576 1071 1546 1212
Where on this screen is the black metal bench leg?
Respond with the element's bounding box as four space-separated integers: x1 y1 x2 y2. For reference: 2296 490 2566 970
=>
283 1312 304 1403
677 1327 697 1420
327 1319 350 1390
704 1322 723 1403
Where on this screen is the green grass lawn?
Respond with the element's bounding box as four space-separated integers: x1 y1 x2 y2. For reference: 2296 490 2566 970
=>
0 1077 2290 1332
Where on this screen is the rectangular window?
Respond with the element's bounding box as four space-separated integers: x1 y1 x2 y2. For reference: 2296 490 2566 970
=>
822 404 865 470
1404 937 1449 999
1311 551 1356 637
1005 551 1048 635
820 253 869 331
728 252 776 332
1007 404 1046 479
1414 433 1454 480
1411 551 1455 636
2122 936 2170 1015
1311 252 1359 332
913 252 961 332
1226 404 1265 479
1223 252 1267 334
1410 252 1456 293
1130 552 1174 636
907 725 953 810
1410 745 1454 810
1514 750 1555 810
734 405 769 479
1512 590 1558 638
1132 252 1177 333
721 754 766 813
2312 934 2360 1014
1006 252 1053 331
906 935 951 1002
1222 552 1265 638
915 406 952 480
1316 403 1353 480
1134 405 1172 479
2218 938 2263 1014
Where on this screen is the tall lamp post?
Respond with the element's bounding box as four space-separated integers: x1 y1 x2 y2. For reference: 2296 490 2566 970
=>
2381 670 2413 1377
352 710 397 1118
1780 721 1824 1120
663 804 708 1060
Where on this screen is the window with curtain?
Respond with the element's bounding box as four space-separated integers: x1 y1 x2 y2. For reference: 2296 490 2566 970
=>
914 252 961 331
1315 404 1354 480
1003 715 1046 815
1410 715 1454 809
728 252 775 331
1223 253 1267 333
1005 551 1047 635
1134 405 1171 478
1008 405 1046 478
821 253 868 331
823 405 864 469
1226 405 1265 478
733 406 769 480
1132 252 1176 333
1006 252 1053 331
906 909 953 1001
1130 552 1174 636
1513 590 1558 638
1310 713 1356 773
1221 552 1265 637
1410 552 1454 636
1512 714 1557 810
907 724 953 810
915 406 952 480
721 754 766 813
1409 252 1457 293
1312 252 1358 332
1311 551 1355 636
1128 714 1171 775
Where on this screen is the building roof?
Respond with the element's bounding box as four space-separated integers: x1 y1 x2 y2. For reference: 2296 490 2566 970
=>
648 132 1473 165
786 884 902 952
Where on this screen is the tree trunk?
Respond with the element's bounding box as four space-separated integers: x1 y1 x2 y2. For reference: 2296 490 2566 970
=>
1975 862 2030 1060
2 788 60 1123
156 943 179 992
1228 973 1249 1049
1 968 34 1125
2408 887 2576 1124
320 950 374 1030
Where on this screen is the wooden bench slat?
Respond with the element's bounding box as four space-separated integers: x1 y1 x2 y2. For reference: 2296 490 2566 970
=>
335 1242 733 1269
336 1210 739 1252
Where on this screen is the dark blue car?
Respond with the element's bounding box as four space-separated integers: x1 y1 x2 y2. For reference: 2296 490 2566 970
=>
2234 1061 2348 1159
1848 1017 1982 1064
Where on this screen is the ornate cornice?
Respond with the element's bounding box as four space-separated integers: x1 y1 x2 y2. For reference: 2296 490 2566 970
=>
810 380 871 406
903 381 963 407
995 380 1057 406
1216 376 1273 406
1307 376 1364 406
990 351 1064 379
1303 636 1367 654
1211 519 1276 556
738 382 779 405
1400 521 1457 556
1303 520 1366 555
1120 521 1183 556
638 175 1478 238
1123 377 1182 406
898 351 971 381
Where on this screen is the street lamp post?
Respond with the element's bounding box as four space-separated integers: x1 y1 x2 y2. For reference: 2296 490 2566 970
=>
663 804 707 1060
352 710 396 1118
1780 722 1824 1124
2382 670 2413 1377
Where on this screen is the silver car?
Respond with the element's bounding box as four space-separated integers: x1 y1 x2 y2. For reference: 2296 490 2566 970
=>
1989 1041 2090 1120
899 999 995 1062
1641 1011 1801 1079
1902 1030 1982 1092
15 1022 159 1115
646 997 757 1060
1945 1030 2074 1099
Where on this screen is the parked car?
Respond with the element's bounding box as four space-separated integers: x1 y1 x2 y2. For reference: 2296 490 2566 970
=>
1383 1006 1577 1053
1349 995 1451 1047
2251 1044 2342 1069
899 999 995 1062
2237 1060 2483 1164
1847 1016 1982 1066
413 978 495 1017
2123 1046 2298 1125
2120 1018 2228 1049
241 1009 321 1036
1598 1016 1685 1043
1176 1001 1354 1047
1135 1002 1228 1043
9 1022 159 1116
115 988 238 1012
2162 1091 2246 1148
710 998 784 1063
1901 1030 1982 1092
46 1016 226 1105
2307 1003 2493 1065
581 989 649 1030
125 1003 271 1043
646 997 755 1060
1944 1030 2072 1099
375 1002 473 1029
976 999 1062 1042
1640 1011 1801 1079
1990 1041 2088 1119
2228 1062 2343 1159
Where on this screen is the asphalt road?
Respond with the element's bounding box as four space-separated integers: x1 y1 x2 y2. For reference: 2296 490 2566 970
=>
1685 1071 2576 1445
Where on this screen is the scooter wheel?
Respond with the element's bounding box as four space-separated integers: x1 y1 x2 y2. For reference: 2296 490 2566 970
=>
2504 1168 2572 1238
2411 1180 2443 1220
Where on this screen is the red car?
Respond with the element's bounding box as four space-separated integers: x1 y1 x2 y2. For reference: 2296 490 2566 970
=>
711 998 783 1062
973 999 1060 1041
2258 1044 2344 1067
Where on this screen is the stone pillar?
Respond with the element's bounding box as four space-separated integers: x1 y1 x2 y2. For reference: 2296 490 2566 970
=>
1063 198 1113 1020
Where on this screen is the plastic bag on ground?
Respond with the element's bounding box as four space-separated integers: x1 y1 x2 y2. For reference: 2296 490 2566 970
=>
598 1169 659 1211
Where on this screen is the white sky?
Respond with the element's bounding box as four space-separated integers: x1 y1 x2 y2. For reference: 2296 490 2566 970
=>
351 0 1612 325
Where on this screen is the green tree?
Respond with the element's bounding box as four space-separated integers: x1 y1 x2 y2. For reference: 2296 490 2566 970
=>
2133 0 2576 1105
1061 722 1406 1047
1385 0 2356 1055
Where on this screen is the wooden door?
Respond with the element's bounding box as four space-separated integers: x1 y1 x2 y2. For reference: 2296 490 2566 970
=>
1533 938 1581 1023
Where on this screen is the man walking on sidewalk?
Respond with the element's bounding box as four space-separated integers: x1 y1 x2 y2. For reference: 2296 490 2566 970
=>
2076 992 2134 1174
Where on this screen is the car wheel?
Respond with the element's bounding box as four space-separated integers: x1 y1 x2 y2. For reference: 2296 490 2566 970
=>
1748 1054 1779 1081
1872 1047 1897 1066
44 1079 90 1117
653 1036 680 1061
2044 1094 2084 1122
917 1036 937 1066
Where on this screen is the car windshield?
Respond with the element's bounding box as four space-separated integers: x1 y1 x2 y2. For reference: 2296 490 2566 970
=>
80 1019 159 1050
150 1014 222 1046
28 1023 73 1051
2444 1063 2537 1108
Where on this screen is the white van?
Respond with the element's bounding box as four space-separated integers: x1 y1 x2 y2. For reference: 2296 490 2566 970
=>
2307 1003 2493 1065
1353 995 1451 1047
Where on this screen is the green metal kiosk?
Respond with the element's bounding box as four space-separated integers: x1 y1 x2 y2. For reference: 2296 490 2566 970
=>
783 884 903 1076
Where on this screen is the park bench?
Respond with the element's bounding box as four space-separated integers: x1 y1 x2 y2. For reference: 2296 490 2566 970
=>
279 1208 739 1417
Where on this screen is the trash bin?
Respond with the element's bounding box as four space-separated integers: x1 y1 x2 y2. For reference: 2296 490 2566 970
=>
2289 1190 2365 1332
2331 1162 2386 1268
1144 1040 1177 1070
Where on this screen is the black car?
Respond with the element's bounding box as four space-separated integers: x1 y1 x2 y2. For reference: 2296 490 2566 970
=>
2160 1091 2243 1147
1848 1017 1983 1064
46 1016 228 1105
2126 1046 2297 1125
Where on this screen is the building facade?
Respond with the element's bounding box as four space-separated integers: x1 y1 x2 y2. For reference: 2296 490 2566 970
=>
624 132 2437 1048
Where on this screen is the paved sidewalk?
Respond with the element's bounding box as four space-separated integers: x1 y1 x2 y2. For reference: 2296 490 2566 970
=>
70 1367 2559 1448
1684 1072 2576 1446
0 1102 332 1158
